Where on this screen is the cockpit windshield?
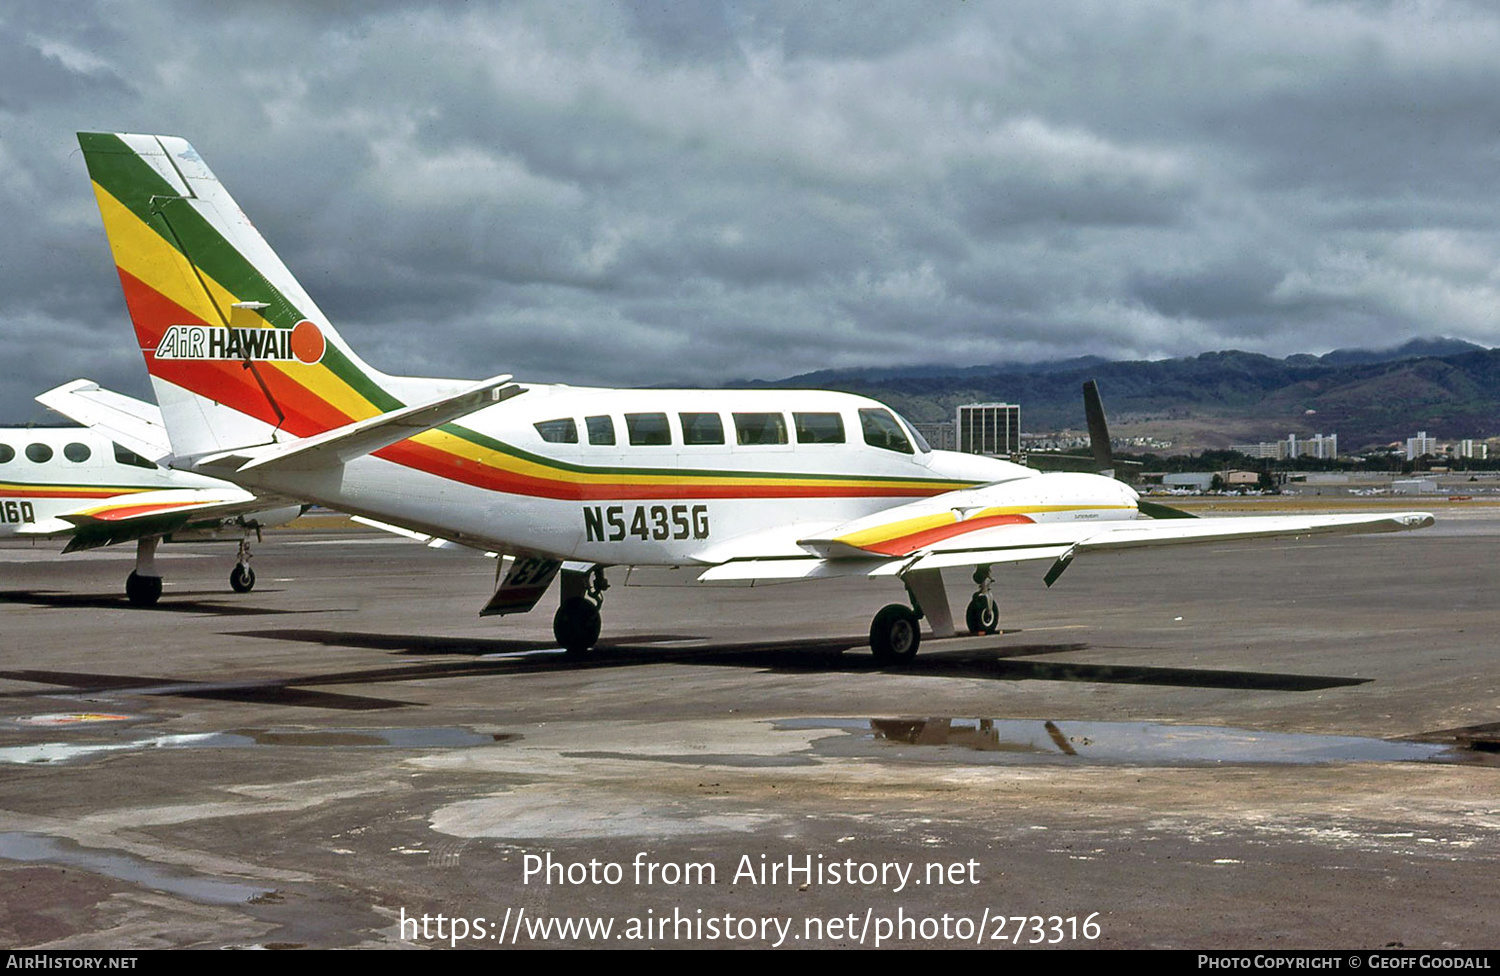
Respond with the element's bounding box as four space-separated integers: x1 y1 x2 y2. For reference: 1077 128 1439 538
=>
901 414 933 454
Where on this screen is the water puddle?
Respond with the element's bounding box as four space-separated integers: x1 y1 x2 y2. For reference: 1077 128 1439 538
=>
780 718 1458 766
13 713 137 727
0 726 513 765
0 832 272 905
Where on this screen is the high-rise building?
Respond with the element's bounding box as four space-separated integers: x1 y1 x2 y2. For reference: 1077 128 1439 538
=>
1406 431 1437 460
957 402 1020 457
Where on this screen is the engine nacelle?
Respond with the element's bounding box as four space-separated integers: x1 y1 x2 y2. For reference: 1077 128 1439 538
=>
800 472 1139 558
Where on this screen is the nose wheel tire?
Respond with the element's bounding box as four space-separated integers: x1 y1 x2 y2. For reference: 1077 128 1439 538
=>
965 593 999 635
125 571 162 607
230 564 256 593
554 596 602 655
870 604 921 664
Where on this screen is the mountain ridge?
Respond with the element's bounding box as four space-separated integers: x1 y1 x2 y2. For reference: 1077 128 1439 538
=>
737 337 1497 450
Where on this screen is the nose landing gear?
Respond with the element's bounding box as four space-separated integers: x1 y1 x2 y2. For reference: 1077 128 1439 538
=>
229 538 256 592
965 565 998 635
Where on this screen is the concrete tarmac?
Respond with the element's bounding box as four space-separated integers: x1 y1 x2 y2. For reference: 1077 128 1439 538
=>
1 508 1497 949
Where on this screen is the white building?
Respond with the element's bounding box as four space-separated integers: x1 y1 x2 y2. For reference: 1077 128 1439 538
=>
1457 439 1489 460
1406 431 1437 460
1229 432 1338 460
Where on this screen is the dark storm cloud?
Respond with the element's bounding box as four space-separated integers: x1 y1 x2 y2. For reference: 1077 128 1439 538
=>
3 0 1499 419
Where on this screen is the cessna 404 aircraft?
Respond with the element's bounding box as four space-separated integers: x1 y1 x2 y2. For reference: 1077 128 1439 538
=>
2 381 299 603
76 131 1433 660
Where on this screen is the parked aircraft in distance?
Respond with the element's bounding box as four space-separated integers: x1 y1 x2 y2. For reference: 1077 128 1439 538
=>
76 132 1434 659
0 380 300 604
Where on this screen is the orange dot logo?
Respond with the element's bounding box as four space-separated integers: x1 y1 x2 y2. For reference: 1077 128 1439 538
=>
290 320 326 364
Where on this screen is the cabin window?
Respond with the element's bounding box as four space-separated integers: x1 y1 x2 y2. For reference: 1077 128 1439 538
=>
64 442 92 462
859 408 913 454
113 443 156 469
794 412 845 444
679 412 724 445
733 412 788 445
0 444 12 463
586 415 616 446
626 412 672 446
534 418 578 444
25 443 53 463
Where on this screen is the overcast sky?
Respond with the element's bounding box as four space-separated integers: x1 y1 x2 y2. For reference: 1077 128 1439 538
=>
3 0 1499 421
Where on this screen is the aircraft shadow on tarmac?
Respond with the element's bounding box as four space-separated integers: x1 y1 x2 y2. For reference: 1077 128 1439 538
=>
0 589 340 617
243 627 1370 692
0 632 1369 713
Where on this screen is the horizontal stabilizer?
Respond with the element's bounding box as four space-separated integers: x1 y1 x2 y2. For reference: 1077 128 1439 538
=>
36 379 172 463
206 375 523 474
350 515 498 554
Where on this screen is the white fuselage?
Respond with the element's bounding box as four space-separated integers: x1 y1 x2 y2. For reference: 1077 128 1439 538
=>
220 384 1038 564
0 427 224 536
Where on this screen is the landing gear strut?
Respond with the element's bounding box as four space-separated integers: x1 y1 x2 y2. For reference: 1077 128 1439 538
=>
965 564 999 635
125 537 163 607
553 566 608 654
229 537 256 593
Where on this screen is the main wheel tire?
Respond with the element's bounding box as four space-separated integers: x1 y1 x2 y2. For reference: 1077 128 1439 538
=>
230 564 256 593
965 593 999 635
125 571 163 607
553 596 602 655
870 603 921 664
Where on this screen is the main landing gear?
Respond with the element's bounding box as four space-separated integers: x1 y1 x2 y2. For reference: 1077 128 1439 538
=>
126 537 163 606
123 534 260 606
869 565 1000 664
553 566 609 654
869 603 921 664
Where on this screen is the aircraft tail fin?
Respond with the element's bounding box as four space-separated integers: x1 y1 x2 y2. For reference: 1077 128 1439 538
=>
1082 380 1113 478
78 132 432 462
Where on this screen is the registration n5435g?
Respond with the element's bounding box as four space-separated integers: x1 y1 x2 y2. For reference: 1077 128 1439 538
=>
584 504 709 542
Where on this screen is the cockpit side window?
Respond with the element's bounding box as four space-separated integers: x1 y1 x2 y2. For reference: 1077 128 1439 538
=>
859 408 913 454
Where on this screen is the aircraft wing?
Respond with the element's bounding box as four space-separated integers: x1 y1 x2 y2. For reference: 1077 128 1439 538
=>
35 379 172 463
698 510 1434 584
17 487 297 552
